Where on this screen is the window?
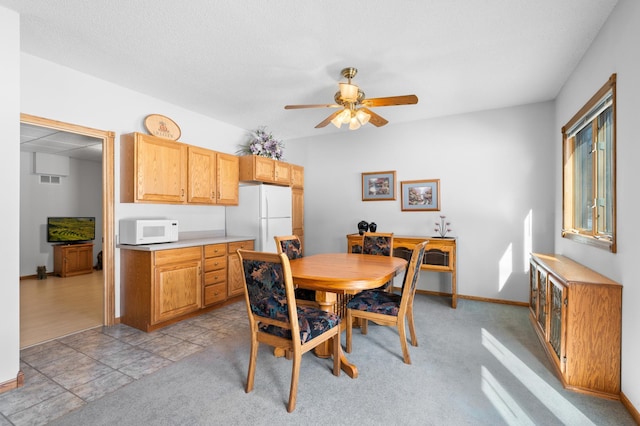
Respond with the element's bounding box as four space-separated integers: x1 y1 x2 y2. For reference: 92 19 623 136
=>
562 74 616 252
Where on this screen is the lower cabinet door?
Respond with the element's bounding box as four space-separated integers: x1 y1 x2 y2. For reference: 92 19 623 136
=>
152 261 202 324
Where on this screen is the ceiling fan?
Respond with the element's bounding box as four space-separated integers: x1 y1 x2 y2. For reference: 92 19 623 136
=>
284 67 419 130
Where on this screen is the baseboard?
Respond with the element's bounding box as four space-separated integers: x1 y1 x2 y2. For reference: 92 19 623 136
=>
414 289 528 307
0 370 24 395
620 392 640 424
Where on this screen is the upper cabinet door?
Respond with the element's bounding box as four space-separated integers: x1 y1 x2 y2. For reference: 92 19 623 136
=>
132 133 187 203
187 146 217 204
216 152 239 205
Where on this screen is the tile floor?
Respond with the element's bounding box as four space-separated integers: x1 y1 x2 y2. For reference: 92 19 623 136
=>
0 302 247 426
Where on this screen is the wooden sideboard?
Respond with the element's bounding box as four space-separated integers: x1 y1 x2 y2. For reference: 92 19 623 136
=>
346 234 457 308
529 253 622 399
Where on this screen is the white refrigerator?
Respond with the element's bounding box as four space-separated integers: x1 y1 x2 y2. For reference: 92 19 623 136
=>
225 184 292 253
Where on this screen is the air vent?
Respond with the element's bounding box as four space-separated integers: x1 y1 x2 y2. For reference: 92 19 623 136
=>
39 175 61 184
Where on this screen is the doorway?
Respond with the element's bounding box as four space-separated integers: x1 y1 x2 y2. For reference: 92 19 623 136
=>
19 114 115 348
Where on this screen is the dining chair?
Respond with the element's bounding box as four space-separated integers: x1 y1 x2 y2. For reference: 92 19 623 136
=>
274 235 316 305
345 240 427 364
362 231 394 290
362 232 394 256
237 249 341 412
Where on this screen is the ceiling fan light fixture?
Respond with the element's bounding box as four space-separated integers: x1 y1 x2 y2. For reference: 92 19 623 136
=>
349 116 361 130
331 115 343 128
356 109 371 125
339 83 359 102
339 108 351 124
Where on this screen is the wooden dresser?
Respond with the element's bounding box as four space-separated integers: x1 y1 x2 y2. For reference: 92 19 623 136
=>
529 253 622 399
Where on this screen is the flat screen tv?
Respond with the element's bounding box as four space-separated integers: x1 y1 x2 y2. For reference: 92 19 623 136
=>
47 217 96 243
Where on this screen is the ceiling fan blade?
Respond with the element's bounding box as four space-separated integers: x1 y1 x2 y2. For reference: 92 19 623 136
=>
361 94 418 108
315 110 342 128
285 104 341 109
361 108 388 127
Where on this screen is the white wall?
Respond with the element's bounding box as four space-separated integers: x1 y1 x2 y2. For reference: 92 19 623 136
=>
554 0 640 410
0 5 21 388
287 102 555 303
19 53 249 318
20 152 103 276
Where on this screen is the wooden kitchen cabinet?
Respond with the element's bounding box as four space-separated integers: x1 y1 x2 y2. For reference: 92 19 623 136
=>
187 147 239 205
292 187 304 248
291 164 304 188
227 240 254 297
187 146 217 204
121 132 239 205
53 243 94 277
121 246 202 331
121 132 188 203
238 155 291 185
529 253 622 399
203 243 228 306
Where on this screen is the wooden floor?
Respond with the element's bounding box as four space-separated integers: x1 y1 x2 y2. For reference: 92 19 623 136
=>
20 271 104 349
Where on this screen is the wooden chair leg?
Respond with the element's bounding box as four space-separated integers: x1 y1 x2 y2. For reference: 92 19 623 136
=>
361 318 368 335
407 305 418 347
246 338 259 393
345 309 353 353
332 332 341 376
287 351 302 413
397 317 411 364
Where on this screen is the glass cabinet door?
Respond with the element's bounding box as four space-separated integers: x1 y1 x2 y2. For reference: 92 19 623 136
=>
529 262 538 315
536 269 547 333
548 276 567 370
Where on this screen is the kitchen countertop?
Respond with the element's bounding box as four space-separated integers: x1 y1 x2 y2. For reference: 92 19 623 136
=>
117 231 255 251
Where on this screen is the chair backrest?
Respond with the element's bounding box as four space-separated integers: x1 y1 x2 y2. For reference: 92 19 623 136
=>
362 232 394 256
274 235 303 260
237 250 301 345
399 241 428 310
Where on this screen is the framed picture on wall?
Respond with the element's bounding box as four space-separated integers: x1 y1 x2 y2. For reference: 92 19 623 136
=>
362 171 396 201
401 179 441 211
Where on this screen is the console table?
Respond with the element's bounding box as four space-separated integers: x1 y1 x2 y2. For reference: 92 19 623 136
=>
346 234 457 308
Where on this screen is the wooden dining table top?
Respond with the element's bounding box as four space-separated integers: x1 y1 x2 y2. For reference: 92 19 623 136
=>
288 253 407 293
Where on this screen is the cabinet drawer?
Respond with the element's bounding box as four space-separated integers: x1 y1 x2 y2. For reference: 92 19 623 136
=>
204 268 227 285
204 256 227 272
204 243 226 258
228 240 254 254
154 246 202 266
204 283 227 305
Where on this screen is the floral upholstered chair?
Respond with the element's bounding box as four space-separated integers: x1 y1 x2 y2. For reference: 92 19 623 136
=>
274 235 316 305
362 232 394 257
345 240 427 364
362 232 395 290
237 249 341 412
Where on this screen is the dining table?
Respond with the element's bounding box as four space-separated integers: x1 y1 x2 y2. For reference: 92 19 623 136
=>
288 253 407 379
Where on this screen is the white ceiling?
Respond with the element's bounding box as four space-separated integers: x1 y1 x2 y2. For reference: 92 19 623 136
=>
20 123 103 162
2 0 619 141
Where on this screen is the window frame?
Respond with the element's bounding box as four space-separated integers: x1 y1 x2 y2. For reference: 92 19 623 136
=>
561 74 617 253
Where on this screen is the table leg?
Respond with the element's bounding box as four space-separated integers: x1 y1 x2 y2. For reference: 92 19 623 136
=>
315 290 358 379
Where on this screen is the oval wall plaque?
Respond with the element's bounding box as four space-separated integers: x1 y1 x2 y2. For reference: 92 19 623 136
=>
144 114 181 140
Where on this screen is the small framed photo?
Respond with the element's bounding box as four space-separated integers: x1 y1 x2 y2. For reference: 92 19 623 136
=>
401 179 441 211
362 171 396 201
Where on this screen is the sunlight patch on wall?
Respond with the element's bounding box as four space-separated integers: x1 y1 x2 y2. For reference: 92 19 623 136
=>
481 328 596 425
498 243 513 291
524 209 532 274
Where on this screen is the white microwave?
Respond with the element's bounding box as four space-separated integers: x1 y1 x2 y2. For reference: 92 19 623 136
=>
119 219 179 245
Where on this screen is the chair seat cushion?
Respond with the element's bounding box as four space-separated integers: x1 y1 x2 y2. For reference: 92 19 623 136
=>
260 306 340 343
347 290 401 316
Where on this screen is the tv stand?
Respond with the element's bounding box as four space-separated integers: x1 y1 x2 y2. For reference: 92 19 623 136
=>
53 242 94 277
